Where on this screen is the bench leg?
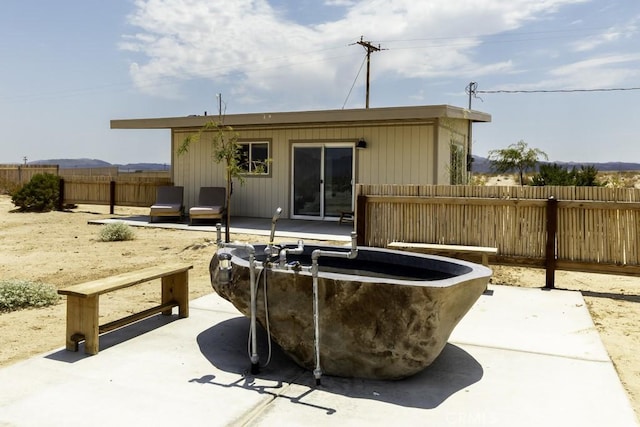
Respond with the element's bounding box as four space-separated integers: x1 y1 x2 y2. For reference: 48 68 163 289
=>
162 271 189 318
66 295 99 355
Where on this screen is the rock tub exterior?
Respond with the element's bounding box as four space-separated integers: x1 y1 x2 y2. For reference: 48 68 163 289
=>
210 245 492 380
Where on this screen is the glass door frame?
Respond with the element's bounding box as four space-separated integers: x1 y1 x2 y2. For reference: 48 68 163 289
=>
290 142 355 221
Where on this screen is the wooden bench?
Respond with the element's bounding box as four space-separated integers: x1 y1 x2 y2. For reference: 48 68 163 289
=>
57 263 193 355
387 242 498 266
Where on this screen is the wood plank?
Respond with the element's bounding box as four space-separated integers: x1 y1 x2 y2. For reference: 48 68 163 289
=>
58 263 193 297
99 302 177 334
388 242 498 254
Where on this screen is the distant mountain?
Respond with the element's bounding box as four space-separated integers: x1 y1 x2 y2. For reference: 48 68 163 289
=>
29 157 640 174
30 158 112 168
29 158 169 171
471 156 640 174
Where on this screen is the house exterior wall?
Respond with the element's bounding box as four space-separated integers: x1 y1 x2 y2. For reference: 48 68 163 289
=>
171 121 440 218
436 118 470 184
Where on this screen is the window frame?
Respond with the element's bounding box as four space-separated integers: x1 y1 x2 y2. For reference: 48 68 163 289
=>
237 139 272 177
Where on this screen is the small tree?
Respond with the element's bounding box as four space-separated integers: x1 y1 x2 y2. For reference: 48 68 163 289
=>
487 140 548 186
178 121 243 243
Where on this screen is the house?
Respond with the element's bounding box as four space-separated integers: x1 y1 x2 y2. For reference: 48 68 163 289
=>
110 105 491 220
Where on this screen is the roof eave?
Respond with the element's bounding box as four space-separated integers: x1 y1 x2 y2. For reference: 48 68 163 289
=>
110 104 491 130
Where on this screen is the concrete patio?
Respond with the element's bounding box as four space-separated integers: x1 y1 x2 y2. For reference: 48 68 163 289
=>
0 283 637 426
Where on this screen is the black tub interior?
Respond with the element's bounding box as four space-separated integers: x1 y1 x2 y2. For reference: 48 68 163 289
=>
232 244 473 281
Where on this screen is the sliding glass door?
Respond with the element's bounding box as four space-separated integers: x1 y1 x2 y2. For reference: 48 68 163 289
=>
292 144 354 220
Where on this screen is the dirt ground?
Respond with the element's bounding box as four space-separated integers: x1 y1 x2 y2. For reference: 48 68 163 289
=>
0 194 638 418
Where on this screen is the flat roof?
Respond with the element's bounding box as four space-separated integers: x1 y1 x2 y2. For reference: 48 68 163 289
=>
110 104 491 130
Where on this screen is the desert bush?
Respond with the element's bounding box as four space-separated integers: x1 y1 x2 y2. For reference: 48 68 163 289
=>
530 164 605 187
11 173 60 212
98 222 135 242
469 175 487 186
530 163 573 186
0 280 59 312
0 177 21 195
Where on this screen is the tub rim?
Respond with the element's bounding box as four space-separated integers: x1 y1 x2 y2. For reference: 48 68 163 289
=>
218 244 492 288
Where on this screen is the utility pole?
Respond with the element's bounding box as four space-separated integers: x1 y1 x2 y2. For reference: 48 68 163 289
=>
466 82 476 173
356 36 382 109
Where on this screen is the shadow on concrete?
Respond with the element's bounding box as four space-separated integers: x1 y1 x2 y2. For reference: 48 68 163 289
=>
45 314 181 363
578 289 640 304
194 317 484 411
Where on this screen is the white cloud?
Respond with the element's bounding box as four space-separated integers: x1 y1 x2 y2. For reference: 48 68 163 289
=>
571 17 639 52
324 0 356 6
550 53 640 88
481 53 640 92
120 0 592 106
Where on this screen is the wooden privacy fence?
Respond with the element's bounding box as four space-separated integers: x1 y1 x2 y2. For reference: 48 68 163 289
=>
355 184 640 287
61 175 173 212
0 164 59 191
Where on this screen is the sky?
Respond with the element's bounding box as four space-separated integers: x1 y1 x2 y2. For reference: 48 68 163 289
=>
1 0 639 165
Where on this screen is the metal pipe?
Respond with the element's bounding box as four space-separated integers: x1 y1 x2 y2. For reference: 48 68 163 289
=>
309 232 358 385
278 240 304 268
216 223 260 374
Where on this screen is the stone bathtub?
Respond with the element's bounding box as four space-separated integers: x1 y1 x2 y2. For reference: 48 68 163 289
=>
210 244 492 380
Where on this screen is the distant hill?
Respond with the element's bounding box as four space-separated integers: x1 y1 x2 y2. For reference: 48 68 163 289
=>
471 156 640 174
29 158 169 171
30 158 111 168
28 157 640 174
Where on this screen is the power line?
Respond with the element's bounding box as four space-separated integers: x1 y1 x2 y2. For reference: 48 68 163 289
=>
466 82 640 109
342 55 367 109
375 25 614 45
476 87 640 94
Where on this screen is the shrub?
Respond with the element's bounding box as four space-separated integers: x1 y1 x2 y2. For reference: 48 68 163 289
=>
530 163 574 186
11 173 60 212
98 222 135 242
0 280 59 312
530 163 605 187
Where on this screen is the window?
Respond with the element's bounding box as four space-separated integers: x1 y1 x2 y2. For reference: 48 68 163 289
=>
238 141 270 175
450 142 466 185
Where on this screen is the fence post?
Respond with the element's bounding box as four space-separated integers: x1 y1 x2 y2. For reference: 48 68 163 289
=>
356 195 367 246
545 196 558 289
110 181 116 215
58 178 65 211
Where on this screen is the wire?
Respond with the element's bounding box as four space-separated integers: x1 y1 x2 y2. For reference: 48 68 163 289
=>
476 87 640 94
375 25 614 45
342 54 367 109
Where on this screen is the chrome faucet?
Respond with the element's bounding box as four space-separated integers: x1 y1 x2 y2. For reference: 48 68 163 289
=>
279 239 305 268
264 207 283 258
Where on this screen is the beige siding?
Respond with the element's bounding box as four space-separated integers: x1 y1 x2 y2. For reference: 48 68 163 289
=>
436 118 469 184
172 122 440 218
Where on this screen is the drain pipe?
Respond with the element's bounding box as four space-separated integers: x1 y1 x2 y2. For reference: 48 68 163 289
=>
216 224 261 375
310 231 358 385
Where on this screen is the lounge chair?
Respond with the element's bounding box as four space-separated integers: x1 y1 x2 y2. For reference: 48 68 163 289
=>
149 186 184 223
189 187 226 225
